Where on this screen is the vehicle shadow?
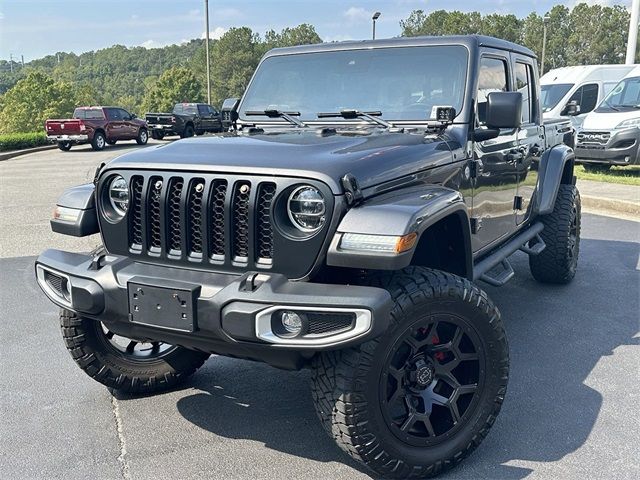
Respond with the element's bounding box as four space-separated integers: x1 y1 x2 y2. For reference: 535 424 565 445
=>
62 140 171 153
174 237 639 479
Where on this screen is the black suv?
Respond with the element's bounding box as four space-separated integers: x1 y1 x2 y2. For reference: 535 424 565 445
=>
36 36 579 479
146 103 222 139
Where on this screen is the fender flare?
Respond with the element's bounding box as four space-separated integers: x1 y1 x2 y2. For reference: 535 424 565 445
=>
534 144 575 216
326 186 473 277
50 183 99 237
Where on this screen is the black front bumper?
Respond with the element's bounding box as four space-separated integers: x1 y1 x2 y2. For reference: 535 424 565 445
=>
35 249 392 369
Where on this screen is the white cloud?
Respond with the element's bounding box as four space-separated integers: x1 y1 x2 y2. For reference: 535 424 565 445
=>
0 11 5 20
201 27 228 40
140 39 159 49
344 7 372 24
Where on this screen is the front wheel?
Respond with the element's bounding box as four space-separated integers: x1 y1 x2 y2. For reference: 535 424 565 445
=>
57 141 72 151
181 124 194 138
136 128 148 145
311 268 509 479
60 309 210 394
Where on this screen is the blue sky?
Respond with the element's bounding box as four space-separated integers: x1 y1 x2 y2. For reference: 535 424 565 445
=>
0 0 633 61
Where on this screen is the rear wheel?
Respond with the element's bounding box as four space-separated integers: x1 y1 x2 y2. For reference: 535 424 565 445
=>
136 128 148 145
57 141 72 151
311 268 509 479
582 163 611 173
60 309 210 394
529 184 581 284
91 131 106 151
181 124 194 138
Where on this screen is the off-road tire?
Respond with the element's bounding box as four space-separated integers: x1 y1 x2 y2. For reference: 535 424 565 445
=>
91 131 106 151
529 184 581 284
57 141 72 151
311 267 509 479
136 128 148 145
181 124 194 138
582 163 611 173
60 309 210 394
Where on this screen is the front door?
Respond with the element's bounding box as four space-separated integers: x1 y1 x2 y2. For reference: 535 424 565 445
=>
471 54 519 253
512 56 542 225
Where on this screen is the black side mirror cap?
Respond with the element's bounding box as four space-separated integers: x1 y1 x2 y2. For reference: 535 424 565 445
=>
221 97 240 130
562 100 581 116
473 128 500 142
485 91 522 129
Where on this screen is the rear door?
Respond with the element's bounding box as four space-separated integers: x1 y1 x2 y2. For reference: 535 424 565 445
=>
104 108 126 140
511 55 542 225
471 53 519 253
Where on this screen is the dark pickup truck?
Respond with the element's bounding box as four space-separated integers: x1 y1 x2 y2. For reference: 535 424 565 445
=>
45 107 149 151
145 103 222 139
37 36 579 479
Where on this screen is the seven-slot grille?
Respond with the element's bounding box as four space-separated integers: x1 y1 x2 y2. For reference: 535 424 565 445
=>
127 175 277 264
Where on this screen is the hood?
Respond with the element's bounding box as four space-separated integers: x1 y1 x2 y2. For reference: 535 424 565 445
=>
105 128 454 193
582 110 640 130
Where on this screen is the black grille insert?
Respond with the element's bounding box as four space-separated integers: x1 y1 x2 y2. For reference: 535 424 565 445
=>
187 179 205 256
256 183 276 261
306 312 356 335
232 182 251 260
167 177 184 253
147 176 162 250
129 176 144 247
208 180 227 258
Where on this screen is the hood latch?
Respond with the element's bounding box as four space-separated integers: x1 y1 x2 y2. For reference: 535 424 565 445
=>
341 173 363 206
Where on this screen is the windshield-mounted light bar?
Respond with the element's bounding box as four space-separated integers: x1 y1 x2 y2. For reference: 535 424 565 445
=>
339 232 417 254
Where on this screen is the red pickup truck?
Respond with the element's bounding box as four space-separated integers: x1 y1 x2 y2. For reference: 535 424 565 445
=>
45 106 149 151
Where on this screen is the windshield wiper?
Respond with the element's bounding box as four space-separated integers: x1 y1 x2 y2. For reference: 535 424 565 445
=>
602 98 620 112
317 109 395 128
245 109 307 127
619 104 640 109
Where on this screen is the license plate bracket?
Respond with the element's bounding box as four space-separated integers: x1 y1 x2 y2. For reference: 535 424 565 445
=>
127 277 200 332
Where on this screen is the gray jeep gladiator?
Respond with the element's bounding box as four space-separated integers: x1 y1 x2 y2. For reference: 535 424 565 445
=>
36 36 580 478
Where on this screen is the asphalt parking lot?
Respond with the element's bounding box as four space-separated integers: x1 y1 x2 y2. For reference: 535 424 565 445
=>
1 143 639 479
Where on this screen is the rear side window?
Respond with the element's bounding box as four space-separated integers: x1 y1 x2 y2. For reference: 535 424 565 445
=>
569 83 599 114
173 104 198 115
73 108 104 120
477 57 508 125
515 62 535 124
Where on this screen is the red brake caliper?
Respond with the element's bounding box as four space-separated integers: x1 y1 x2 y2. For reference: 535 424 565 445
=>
432 335 445 361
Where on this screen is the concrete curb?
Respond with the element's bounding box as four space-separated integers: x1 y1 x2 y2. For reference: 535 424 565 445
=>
581 194 640 219
0 144 57 161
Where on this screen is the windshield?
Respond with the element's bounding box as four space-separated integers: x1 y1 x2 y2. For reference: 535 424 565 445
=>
240 46 468 123
73 108 104 120
540 84 573 112
173 104 198 115
595 76 640 112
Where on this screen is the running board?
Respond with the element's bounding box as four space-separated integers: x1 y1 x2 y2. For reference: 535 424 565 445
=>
519 233 546 256
473 222 544 286
480 259 515 287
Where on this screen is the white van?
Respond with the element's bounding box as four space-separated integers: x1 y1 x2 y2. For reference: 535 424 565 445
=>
575 66 640 171
540 65 635 127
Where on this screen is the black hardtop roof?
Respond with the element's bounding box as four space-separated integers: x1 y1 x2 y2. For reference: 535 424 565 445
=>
264 35 536 59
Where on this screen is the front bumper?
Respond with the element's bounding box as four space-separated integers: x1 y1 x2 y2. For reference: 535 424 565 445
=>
35 249 392 368
575 127 640 165
47 134 89 143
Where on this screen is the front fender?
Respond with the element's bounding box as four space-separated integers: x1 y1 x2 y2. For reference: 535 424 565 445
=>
534 144 575 216
326 186 472 274
50 183 99 237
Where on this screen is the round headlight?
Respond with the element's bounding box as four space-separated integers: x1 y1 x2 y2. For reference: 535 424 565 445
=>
287 186 326 232
108 175 129 218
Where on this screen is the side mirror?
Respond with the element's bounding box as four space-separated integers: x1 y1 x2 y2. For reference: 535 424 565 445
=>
130 113 137 120
485 91 522 129
562 101 581 116
221 97 240 130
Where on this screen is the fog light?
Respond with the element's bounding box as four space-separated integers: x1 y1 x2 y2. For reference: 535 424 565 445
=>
281 311 303 335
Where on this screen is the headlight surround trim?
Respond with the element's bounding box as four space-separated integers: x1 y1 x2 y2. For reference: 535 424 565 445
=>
287 185 326 233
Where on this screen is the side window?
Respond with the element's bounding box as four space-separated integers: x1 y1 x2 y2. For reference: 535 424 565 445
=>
198 104 208 116
515 62 534 124
569 83 598 114
119 109 131 120
477 57 509 126
209 106 218 116
104 108 116 120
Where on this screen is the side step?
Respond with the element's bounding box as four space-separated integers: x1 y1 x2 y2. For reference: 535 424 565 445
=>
480 259 515 287
473 222 544 287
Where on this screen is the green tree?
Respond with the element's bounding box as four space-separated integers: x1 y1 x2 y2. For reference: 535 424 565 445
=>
264 24 322 48
141 67 203 112
208 27 264 108
0 71 78 134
